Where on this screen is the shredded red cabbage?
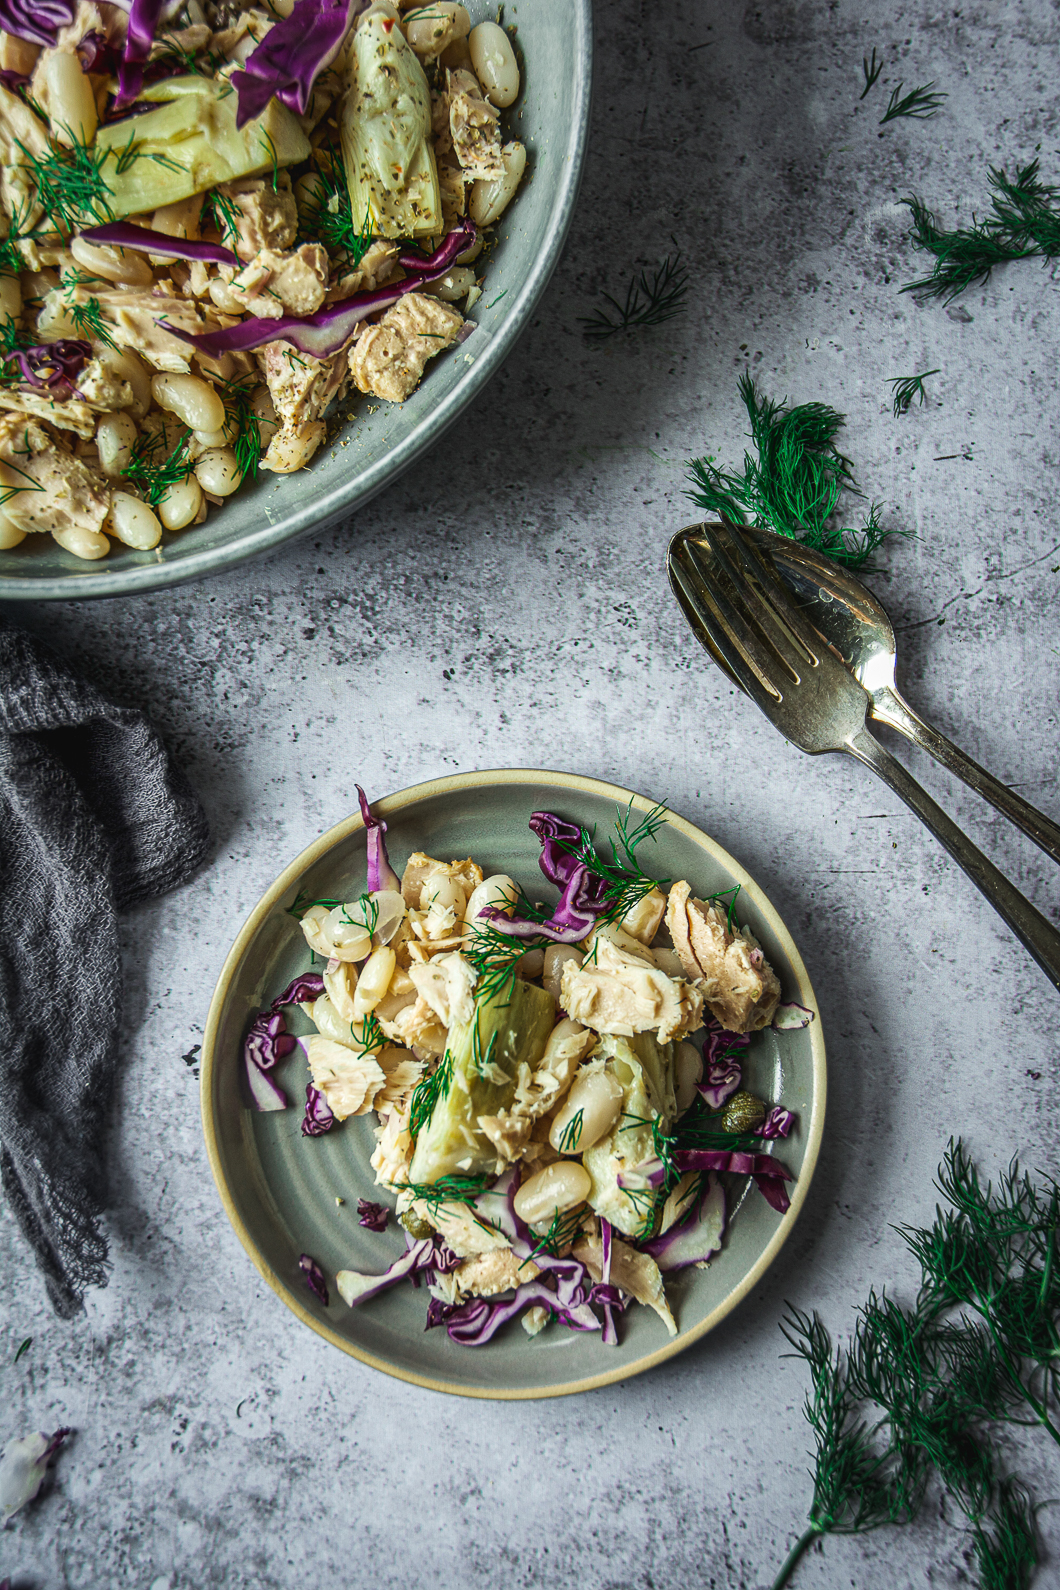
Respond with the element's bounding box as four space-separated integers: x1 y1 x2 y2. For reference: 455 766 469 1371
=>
0 68 29 92
272 971 325 1008
697 1021 749 1109
442 1280 601 1346
641 1174 726 1272
529 810 609 905
674 1146 793 1214
2 340 92 392
166 221 475 359
357 1199 388 1231
116 0 166 107
79 221 239 268
232 0 361 129
76 29 120 73
299 1253 330 1306
244 1009 296 1111
480 860 605 944
760 1106 795 1139
0 0 77 48
301 1082 334 1136
355 784 401 894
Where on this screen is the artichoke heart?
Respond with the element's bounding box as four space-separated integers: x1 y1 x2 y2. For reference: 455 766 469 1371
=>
409 979 555 1184
93 77 311 220
583 1033 677 1239
340 8 442 238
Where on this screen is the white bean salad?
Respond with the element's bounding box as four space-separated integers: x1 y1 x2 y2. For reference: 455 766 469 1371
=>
0 1 526 559
247 796 809 1349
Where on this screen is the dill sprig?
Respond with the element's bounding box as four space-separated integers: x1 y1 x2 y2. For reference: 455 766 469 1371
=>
530 1206 586 1258
551 798 670 926
902 159 1060 302
580 251 689 340
351 1013 385 1055
0 455 44 512
298 146 372 269
286 891 341 920
705 883 741 934
202 187 242 251
407 1051 453 1142
121 425 192 505
15 132 115 230
556 1109 584 1154
403 1173 489 1209
685 373 898 571
771 1138 1055 1589
463 921 540 1006
879 80 947 126
859 47 883 99
66 296 117 349
889 368 939 418
217 376 264 480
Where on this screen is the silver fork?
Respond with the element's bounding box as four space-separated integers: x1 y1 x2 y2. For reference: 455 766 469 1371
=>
667 521 1060 992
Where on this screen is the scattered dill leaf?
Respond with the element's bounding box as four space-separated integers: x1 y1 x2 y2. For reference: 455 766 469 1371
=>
859 47 883 99
16 132 114 230
557 1109 584 1153
67 296 117 349
121 425 192 505
403 1173 489 1209
530 1206 585 1257
285 891 341 920
202 186 242 251
217 376 264 481
889 368 939 417
685 373 899 570
298 146 372 269
550 798 670 925
879 81 947 126
705 883 741 934
580 251 689 340
408 1051 453 1141
0 455 45 511
13 1336 32 1364
902 160 1060 302
463 921 540 1006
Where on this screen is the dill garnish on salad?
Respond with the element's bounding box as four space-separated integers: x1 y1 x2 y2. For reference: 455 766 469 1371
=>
246 790 813 1350
0 0 525 559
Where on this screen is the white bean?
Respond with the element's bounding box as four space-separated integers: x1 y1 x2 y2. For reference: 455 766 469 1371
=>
468 21 519 106
513 1162 592 1226
468 141 526 227
674 1041 704 1116
52 520 109 560
39 49 98 146
353 945 396 1017
96 347 152 420
621 886 666 944
0 509 25 549
463 873 517 934
95 411 138 477
543 944 582 1001
193 417 237 450
515 947 545 980
105 491 162 550
0 274 21 324
70 234 153 287
151 372 225 434
405 3 470 58
549 1068 624 1153
157 475 203 531
323 961 358 1020
425 266 477 303
194 447 241 496
325 903 374 962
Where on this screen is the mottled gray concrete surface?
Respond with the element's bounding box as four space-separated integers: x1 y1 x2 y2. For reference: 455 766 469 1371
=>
3 2 1060 1586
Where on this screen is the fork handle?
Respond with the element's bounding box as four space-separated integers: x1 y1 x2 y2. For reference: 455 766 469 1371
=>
870 684 1060 865
846 726 1060 992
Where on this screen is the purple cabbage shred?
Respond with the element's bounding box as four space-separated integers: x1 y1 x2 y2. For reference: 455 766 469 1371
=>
0 0 77 48
272 971 325 1009
696 1020 750 1108
79 221 239 267
2 339 91 392
355 784 401 894
357 1199 388 1231
115 0 167 107
232 0 361 128
760 1106 795 1139
301 1083 334 1137
299 1253 330 1307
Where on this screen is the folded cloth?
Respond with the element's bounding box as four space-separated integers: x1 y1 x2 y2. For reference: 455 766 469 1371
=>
0 617 210 1318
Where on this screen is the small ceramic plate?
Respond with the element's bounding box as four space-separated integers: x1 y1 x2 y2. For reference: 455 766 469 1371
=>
201 771 826 1399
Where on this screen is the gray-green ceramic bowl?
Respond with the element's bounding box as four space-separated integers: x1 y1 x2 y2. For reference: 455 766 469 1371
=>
0 3 592 602
202 771 827 1400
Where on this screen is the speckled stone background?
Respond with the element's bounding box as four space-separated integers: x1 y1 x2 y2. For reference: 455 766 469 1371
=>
3 1 1060 1586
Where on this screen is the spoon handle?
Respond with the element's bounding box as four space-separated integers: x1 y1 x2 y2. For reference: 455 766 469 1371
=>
869 685 1060 865
846 726 1060 992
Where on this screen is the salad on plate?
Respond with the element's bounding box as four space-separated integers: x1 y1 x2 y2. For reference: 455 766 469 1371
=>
245 792 814 1349
0 0 524 558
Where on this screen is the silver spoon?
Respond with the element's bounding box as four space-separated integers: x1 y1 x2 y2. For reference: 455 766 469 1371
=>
749 527 1060 864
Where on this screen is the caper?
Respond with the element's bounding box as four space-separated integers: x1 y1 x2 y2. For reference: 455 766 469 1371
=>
720 1090 767 1134
399 1208 433 1241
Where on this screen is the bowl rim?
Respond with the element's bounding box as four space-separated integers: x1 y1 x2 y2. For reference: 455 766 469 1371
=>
0 2 594 603
201 768 827 1400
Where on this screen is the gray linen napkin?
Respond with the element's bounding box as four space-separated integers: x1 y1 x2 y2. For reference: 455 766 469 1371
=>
0 617 210 1317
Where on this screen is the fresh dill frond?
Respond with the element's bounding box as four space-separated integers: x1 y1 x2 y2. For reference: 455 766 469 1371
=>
403 1172 489 1209
217 375 264 481
298 146 372 269
350 1013 386 1055
557 1109 584 1154
259 129 280 191
285 891 341 920
408 1051 453 1141
530 1205 585 1258
463 922 539 1006
685 373 898 570
121 425 192 505
550 799 670 925
0 455 44 511
859 47 883 99
580 252 689 340
902 160 1060 302
16 132 115 230
66 296 117 349
202 187 242 251
889 368 940 418
705 884 741 934
879 80 947 126
469 1020 499 1078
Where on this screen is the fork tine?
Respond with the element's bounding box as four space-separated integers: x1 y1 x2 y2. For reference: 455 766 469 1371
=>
668 537 783 708
695 521 823 676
